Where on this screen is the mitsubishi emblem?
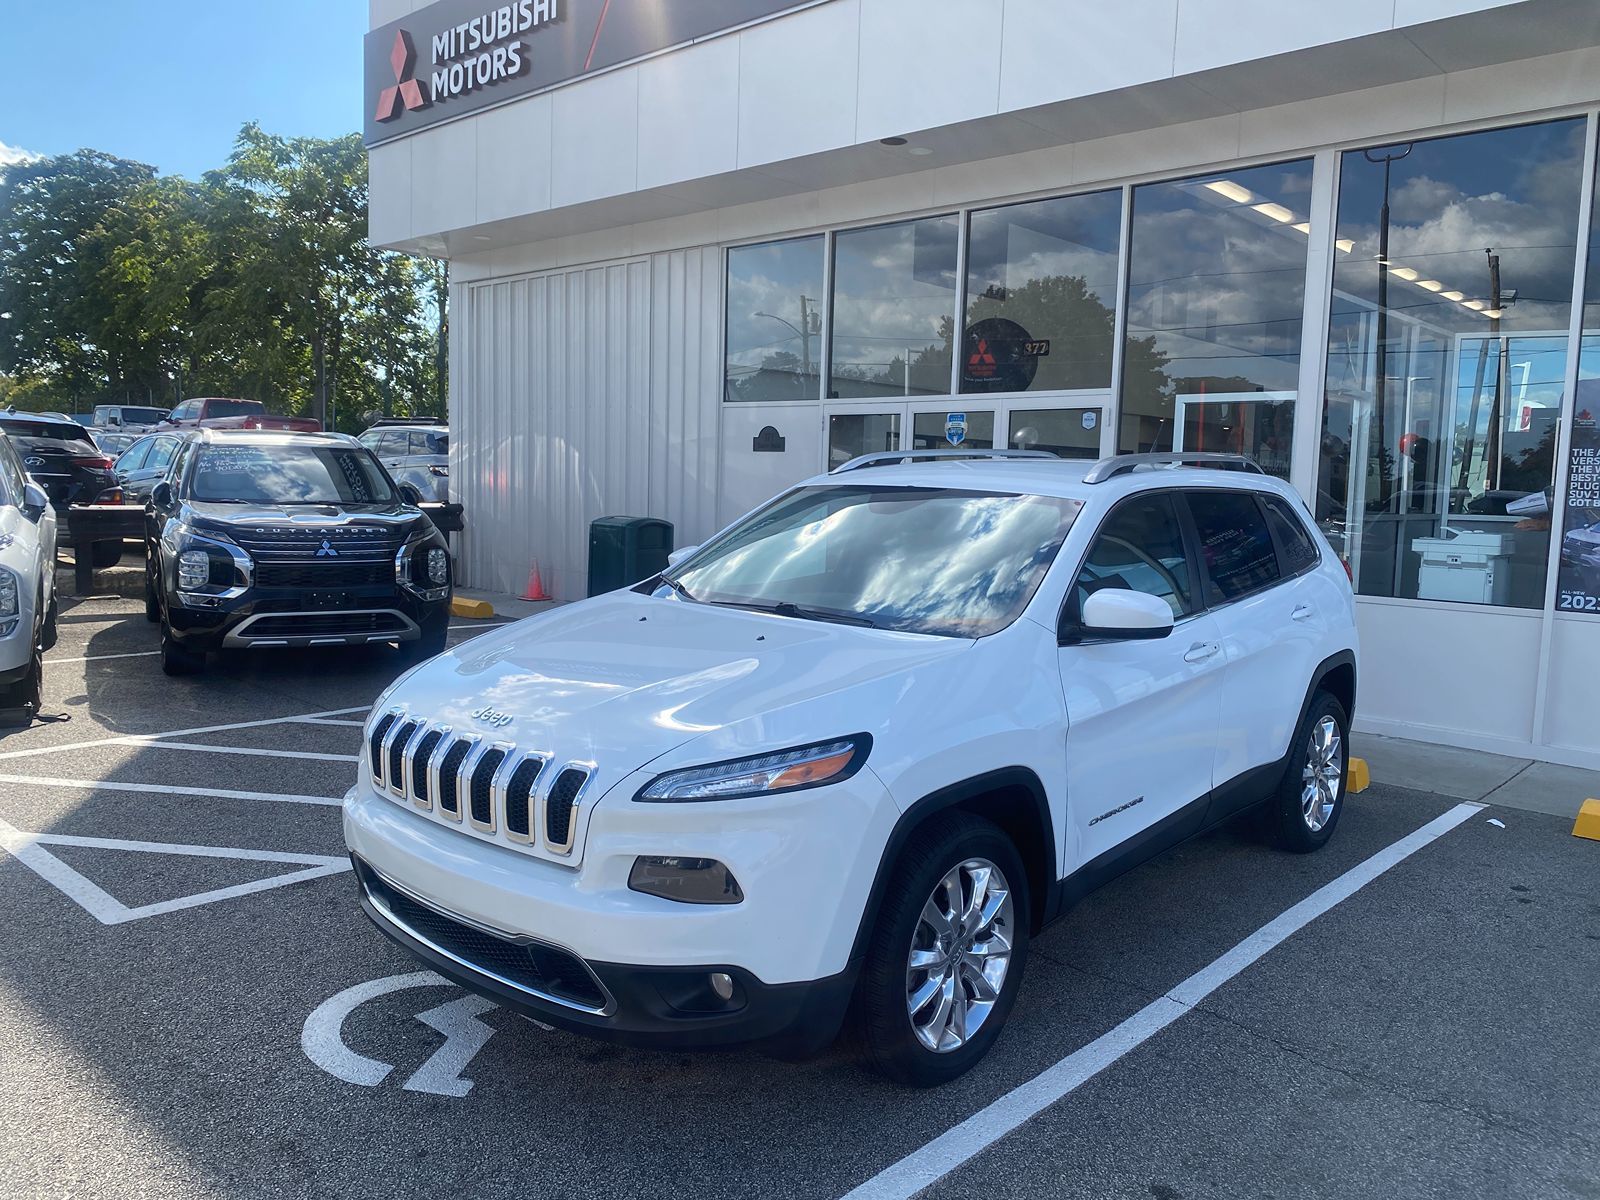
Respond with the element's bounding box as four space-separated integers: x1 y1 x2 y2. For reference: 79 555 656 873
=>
316 539 339 558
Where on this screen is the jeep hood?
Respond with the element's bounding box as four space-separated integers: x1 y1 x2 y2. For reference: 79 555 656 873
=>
384 589 969 769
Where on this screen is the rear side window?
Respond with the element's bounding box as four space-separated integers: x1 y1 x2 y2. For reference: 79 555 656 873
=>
1072 492 1196 619
1261 495 1321 574
118 439 154 471
1187 491 1282 602
147 438 179 471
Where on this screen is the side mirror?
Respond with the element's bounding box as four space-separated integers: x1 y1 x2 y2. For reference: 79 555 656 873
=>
1063 589 1175 644
666 544 700 568
150 481 173 509
21 482 48 521
398 483 424 506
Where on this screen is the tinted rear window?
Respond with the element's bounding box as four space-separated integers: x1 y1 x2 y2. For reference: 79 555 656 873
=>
206 400 261 418
0 418 92 443
1187 491 1282 602
1261 495 1321 574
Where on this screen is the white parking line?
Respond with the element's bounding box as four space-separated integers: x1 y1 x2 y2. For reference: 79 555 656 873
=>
296 717 366 727
134 741 357 763
841 802 1485 1200
0 774 343 808
0 706 368 762
49 650 161 664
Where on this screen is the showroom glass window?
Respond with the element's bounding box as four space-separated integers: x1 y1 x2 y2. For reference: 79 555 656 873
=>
829 215 958 399
1316 118 1587 610
1558 136 1600 616
725 236 825 402
962 189 1123 395
1120 160 1313 477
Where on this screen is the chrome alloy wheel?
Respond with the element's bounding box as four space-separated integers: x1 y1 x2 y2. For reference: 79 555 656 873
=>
906 857 1014 1053
1301 714 1343 832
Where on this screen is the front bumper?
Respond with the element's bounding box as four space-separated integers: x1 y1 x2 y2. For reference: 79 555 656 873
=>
353 855 854 1051
343 763 898 1048
167 584 447 651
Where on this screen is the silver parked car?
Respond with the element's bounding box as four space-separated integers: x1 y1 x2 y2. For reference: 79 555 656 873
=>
358 420 449 503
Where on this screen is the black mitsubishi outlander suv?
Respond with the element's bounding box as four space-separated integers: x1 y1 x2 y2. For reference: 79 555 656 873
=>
145 430 453 676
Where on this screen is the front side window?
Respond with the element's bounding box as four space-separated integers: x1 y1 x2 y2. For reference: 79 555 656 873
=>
0 438 24 506
963 189 1123 394
1316 117 1587 610
1071 492 1196 619
670 484 1082 637
1188 491 1282 601
188 444 395 505
725 237 825 402
829 216 959 399
1121 159 1313 478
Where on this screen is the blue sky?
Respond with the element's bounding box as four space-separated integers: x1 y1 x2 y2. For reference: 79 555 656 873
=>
1 0 366 178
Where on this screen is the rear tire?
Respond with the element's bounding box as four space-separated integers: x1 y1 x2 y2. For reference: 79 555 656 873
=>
855 812 1030 1087
160 626 204 677
1269 692 1349 853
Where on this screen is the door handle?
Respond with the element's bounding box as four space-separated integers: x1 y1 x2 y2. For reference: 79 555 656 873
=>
1291 604 1315 622
1183 641 1221 663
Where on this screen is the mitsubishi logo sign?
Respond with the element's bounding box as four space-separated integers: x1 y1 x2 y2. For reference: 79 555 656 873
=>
375 30 431 122
316 540 340 558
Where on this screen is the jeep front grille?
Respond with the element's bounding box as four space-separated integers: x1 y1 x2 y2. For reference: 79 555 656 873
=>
368 709 590 860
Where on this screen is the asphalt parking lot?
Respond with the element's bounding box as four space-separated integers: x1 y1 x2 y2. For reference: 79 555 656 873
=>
0 565 1596 1200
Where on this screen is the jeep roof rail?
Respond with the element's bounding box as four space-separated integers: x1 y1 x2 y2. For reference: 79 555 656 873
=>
367 417 447 428
1082 452 1265 484
830 448 1060 474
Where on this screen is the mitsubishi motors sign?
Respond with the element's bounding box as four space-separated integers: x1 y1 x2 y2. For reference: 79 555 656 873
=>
364 0 825 146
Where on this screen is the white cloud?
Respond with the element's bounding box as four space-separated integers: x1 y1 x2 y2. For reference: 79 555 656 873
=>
0 140 39 169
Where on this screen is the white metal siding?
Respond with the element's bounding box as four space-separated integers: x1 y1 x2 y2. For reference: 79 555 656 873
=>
452 248 723 601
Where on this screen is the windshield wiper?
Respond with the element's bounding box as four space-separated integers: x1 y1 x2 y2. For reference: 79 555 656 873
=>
659 575 697 602
708 599 880 628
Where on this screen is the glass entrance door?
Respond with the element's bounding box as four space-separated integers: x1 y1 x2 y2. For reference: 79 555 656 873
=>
1006 405 1105 459
909 407 995 450
824 406 904 471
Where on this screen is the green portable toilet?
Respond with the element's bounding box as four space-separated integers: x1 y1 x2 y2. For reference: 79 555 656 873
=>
587 516 675 596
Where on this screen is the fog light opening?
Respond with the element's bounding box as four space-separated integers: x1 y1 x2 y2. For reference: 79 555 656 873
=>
628 856 744 905
709 971 735 1002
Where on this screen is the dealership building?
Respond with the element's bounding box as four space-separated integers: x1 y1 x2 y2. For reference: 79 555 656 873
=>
365 0 1600 768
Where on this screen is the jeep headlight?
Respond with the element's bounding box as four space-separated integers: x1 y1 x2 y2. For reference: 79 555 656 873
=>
0 568 17 637
636 736 870 802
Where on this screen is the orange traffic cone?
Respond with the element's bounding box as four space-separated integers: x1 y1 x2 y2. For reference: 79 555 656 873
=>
520 558 551 602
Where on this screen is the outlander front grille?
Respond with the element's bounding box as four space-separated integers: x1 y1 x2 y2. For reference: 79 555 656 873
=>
366 709 592 858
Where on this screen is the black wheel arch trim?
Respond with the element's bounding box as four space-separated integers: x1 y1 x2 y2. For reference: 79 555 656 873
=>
847 766 1056 966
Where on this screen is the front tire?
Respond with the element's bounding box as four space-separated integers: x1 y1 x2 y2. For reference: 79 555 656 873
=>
855 813 1030 1087
160 626 204 677
40 589 58 651
144 556 161 623
1270 692 1349 853
0 644 43 727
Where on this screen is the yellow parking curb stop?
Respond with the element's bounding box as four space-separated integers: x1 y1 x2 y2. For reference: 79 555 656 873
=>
1573 799 1600 842
450 596 495 620
1347 757 1371 794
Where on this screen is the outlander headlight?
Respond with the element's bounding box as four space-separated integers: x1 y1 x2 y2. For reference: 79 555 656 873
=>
635 736 870 803
177 549 209 590
0 568 17 637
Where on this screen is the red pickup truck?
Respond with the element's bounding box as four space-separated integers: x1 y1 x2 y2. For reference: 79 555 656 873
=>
158 397 321 432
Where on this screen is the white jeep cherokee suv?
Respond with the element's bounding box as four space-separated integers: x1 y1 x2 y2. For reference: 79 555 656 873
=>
0 430 59 725
345 450 1357 1085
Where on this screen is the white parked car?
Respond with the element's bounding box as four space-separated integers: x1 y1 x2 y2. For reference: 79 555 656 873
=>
0 431 59 724
345 450 1358 1085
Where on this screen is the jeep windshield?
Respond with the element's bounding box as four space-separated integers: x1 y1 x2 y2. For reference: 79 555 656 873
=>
189 444 396 504
667 484 1082 637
